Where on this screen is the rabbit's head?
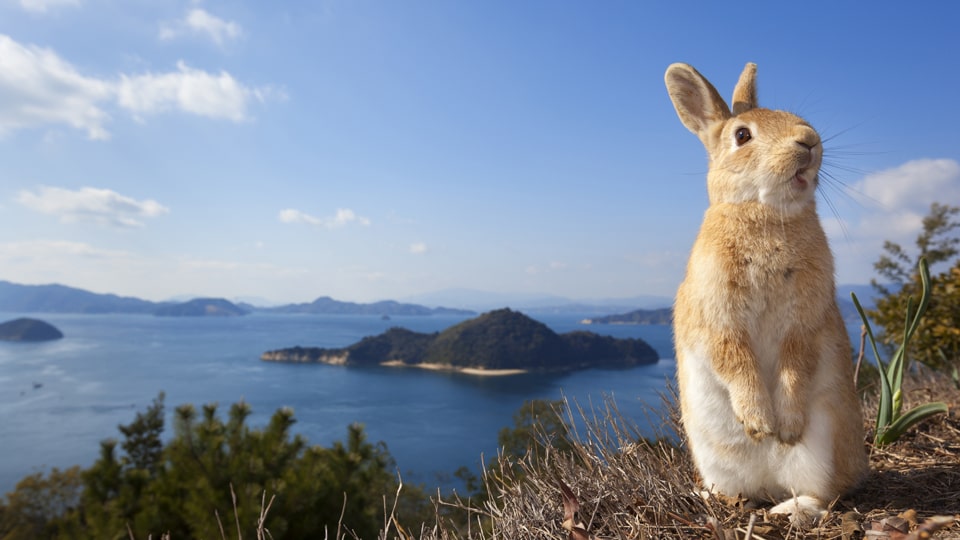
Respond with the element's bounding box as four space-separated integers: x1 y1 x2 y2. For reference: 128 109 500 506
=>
665 63 821 216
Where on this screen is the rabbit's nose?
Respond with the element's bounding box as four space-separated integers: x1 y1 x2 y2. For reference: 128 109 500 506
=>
794 127 821 150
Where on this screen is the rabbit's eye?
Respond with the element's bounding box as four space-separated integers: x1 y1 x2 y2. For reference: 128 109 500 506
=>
735 127 752 146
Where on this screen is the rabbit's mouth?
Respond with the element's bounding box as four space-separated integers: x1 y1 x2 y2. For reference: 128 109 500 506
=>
792 168 814 191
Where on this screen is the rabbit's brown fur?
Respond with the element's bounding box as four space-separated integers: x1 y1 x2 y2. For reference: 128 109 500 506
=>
665 62 867 524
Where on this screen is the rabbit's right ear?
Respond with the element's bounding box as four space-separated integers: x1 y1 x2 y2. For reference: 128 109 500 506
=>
665 63 730 144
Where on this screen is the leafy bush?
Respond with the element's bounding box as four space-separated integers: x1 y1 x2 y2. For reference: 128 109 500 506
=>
869 202 960 372
854 258 949 446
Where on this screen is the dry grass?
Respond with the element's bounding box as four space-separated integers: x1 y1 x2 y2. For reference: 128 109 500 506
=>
411 374 960 540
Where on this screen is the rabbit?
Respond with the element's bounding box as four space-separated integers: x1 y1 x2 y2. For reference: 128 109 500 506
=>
664 62 868 524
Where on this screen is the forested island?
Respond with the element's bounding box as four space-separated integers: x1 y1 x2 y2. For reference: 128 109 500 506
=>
265 296 473 316
154 298 249 317
0 317 64 342
262 308 658 374
581 307 673 325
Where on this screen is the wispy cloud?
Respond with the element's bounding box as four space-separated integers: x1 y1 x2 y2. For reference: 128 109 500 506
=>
18 0 79 14
17 186 169 228
847 158 960 242
855 158 960 213
409 242 428 255
117 61 271 122
0 35 113 139
824 158 960 283
278 208 371 229
159 8 243 47
0 33 280 139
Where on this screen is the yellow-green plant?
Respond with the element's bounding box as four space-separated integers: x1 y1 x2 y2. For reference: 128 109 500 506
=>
852 257 949 446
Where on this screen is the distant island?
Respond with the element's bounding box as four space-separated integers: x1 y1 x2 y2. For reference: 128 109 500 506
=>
265 296 473 316
0 279 881 320
583 298 869 328
581 308 673 325
0 318 64 342
262 308 658 375
0 280 159 314
0 281 471 317
154 298 249 317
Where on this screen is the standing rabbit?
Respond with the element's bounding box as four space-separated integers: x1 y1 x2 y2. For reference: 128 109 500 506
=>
664 62 867 524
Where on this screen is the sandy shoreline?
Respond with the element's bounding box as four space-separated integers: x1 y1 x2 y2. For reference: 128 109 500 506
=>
379 360 528 376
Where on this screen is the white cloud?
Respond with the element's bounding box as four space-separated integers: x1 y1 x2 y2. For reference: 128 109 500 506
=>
278 208 371 229
330 209 370 227
17 186 169 228
117 61 266 122
0 34 113 139
855 158 960 211
409 242 428 255
160 8 243 47
845 158 960 242
278 208 320 226
826 158 960 284
18 0 79 13
0 34 279 139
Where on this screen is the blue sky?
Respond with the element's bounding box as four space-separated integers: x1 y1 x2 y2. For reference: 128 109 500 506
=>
1 1 959 304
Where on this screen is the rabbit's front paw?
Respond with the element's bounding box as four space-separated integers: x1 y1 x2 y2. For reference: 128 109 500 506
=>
777 408 807 445
734 399 776 441
742 416 775 441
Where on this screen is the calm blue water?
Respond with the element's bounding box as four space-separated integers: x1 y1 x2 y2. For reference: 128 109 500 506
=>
0 312 677 494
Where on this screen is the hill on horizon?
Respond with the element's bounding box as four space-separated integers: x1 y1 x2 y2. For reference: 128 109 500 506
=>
265 296 473 316
0 280 161 314
0 279 888 318
0 280 471 316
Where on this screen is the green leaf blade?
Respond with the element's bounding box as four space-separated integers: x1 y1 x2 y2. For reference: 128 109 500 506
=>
876 402 949 446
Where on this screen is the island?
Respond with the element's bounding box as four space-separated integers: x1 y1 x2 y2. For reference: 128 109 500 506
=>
0 318 64 342
154 298 249 317
266 296 474 316
0 280 159 314
581 308 673 325
261 308 658 375
0 280 471 316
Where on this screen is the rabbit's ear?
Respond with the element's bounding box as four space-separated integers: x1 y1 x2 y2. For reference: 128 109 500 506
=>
665 63 731 140
731 63 758 115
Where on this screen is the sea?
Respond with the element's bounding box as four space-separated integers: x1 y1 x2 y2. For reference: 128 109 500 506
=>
0 312 678 495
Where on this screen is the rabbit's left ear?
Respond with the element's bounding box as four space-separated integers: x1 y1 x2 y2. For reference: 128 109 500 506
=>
665 63 730 143
731 63 758 115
